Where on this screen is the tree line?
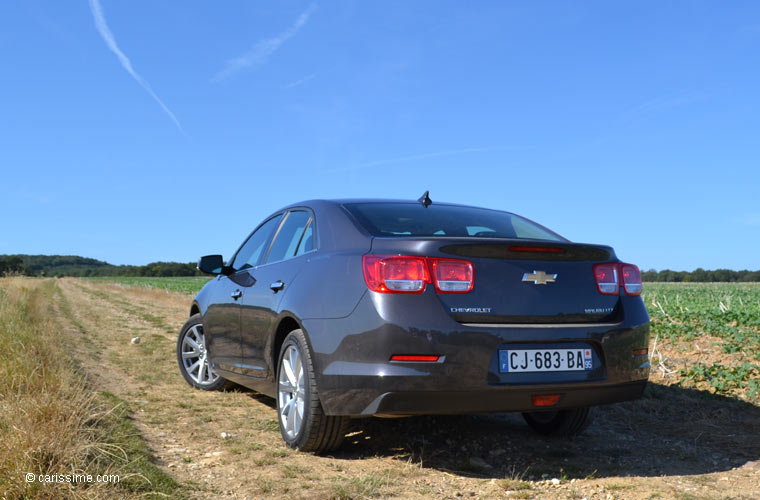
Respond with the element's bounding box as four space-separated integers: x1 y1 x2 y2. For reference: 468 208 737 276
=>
0 255 201 277
641 268 760 282
2 254 759 281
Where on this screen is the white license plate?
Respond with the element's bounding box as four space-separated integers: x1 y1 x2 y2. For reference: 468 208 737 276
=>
499 349 593 373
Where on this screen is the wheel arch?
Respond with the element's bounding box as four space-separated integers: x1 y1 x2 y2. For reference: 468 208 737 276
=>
270 315 303 380
190 302 200 317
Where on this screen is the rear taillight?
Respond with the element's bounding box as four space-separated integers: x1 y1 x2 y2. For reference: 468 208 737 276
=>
593 262 643 295
362 255 474 294
430 258 474 293
593 263 619 295
621 264 642 295
363 255 429 293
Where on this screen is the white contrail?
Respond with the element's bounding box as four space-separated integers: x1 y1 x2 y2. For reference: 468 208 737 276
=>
213 4 316 82
88 0 183 132
619 90 704 125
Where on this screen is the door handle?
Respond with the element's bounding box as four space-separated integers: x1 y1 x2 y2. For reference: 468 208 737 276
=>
231 289 243 300
270 280 285 292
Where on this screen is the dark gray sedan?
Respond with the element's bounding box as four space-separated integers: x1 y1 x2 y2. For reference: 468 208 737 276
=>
177 195 650 452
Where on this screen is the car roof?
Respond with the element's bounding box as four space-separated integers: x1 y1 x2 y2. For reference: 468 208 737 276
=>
280 198 509 213
266 198 568 245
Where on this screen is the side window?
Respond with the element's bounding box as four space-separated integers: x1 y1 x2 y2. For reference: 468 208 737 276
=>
295 220 314 256
231 215 283 271
265 210 312 264
512 217 552 240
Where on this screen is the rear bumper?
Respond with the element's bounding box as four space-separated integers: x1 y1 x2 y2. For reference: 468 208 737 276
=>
356 381 646 416
303 290 650 417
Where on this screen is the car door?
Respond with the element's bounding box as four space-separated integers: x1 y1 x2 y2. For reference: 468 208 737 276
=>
203 275 245 371
239 209 314 378
204 214 282 374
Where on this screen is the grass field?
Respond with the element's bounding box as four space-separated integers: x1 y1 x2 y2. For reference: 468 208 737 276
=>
4 277 758 499
88 276 211 294
92 277 760 404
88 277 760 402
95 277 760 402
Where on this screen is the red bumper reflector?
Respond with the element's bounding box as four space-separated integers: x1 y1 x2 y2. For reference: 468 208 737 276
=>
532 394 561 407
632 348 649 356
390 355 440 362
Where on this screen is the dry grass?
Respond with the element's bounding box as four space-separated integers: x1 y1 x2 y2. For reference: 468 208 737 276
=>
0 278 100 499
0 278 182 500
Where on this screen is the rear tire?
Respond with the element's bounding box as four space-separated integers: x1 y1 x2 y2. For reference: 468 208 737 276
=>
522 407 592 436
176 314 232 391
276 329 348 453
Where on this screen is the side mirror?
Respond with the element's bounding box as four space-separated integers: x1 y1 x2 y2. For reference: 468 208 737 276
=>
198 255 231 275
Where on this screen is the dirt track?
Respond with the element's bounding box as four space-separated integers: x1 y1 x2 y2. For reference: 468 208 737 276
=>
53 278 760 499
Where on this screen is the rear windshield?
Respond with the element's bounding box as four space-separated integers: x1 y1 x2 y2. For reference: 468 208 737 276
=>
343 203 564 241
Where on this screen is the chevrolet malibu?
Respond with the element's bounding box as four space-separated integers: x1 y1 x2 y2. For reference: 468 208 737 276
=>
176 195 650 452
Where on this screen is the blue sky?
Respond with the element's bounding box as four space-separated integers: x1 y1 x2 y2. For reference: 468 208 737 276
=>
1 1 759 270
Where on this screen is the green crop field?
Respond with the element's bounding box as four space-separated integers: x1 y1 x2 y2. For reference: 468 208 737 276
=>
642 282 760 402
87 276 211 294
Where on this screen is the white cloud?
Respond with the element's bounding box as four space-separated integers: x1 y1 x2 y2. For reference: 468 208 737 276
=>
212 5 316 82
88 0 183 132
328 148 498 173
740 214 760 226
284 73 316 89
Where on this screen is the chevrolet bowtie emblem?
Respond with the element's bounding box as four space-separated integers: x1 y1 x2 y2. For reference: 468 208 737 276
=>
522 270 557 285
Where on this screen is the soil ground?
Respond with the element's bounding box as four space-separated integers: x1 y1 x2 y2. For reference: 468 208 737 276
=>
52 278 760 499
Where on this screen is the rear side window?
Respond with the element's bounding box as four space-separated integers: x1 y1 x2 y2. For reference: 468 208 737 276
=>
512 216 557 240
295 221 314 256
344 203 563 241
232 215 282 271
266 210 313 263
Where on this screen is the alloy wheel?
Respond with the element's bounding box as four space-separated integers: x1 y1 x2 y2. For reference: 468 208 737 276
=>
278 344 305 439
180 324 219 386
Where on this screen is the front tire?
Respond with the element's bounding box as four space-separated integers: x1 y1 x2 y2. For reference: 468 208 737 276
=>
176 314 231 391
522 407 592 436
276 329 348 453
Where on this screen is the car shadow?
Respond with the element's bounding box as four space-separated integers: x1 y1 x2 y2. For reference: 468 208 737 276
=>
226 385 278 410
333 383 760 479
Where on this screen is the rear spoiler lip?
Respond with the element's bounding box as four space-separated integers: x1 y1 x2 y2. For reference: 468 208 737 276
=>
367 237 617 262
438 240 616 262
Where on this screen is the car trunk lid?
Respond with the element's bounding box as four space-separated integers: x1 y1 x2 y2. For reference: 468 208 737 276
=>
370 238 620 324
